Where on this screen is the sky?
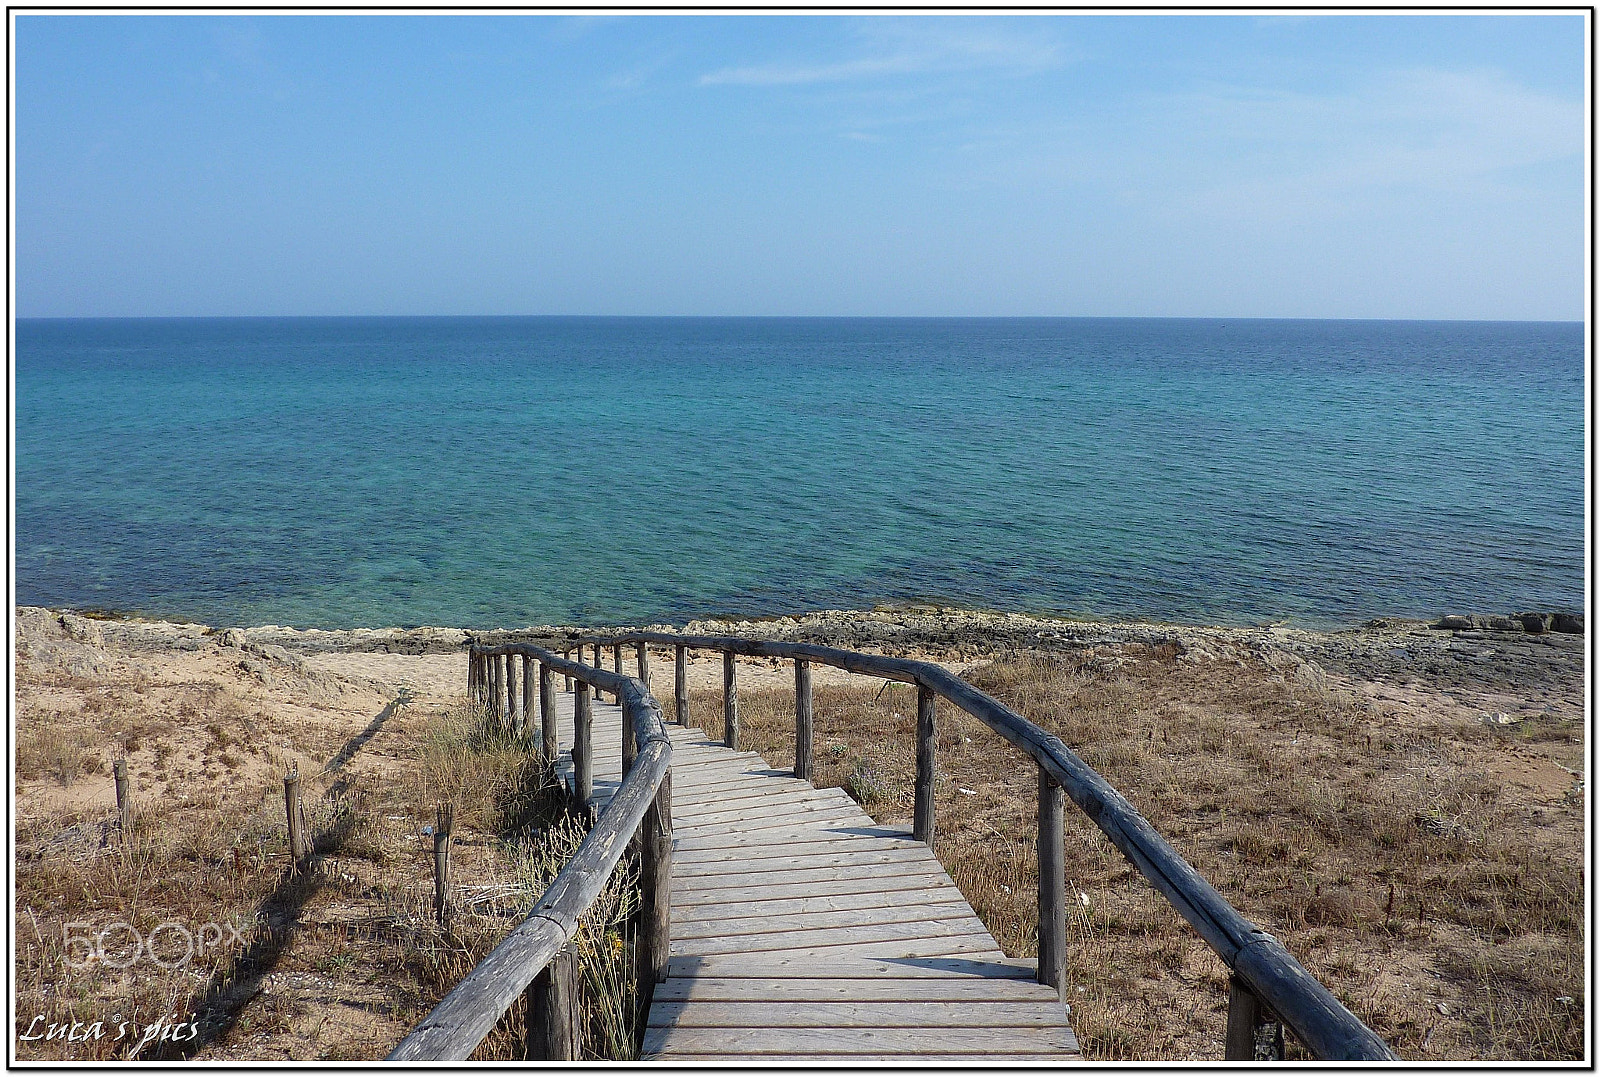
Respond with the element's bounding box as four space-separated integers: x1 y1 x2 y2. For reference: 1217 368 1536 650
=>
12 13 1589 320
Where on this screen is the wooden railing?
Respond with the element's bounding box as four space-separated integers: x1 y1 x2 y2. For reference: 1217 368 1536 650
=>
569 630 1398 1063
387 641 672 1061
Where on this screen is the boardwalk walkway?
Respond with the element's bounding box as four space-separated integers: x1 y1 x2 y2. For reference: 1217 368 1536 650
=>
545 687 1079 1062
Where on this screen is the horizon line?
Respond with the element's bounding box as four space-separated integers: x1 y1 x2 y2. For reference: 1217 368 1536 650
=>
14 313 1586 325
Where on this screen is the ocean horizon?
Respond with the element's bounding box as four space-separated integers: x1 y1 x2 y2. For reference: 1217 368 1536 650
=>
14 315 1585 631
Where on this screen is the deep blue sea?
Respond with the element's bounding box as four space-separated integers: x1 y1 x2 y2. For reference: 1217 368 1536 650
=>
13 317 1586 630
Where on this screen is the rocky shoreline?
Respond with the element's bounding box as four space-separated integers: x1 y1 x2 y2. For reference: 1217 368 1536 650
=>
15 603 1584 701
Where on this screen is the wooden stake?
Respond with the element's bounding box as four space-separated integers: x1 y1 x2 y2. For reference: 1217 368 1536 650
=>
539 661 557 761
637 772 672 1043
524 942 580 1060
636 642 651 692
723 651 739 750
433 803 453 923
674 645 688 725
573 682 593 805
505 655 518 732
913 685 936 845
521 656 535 740
113 758 131 837
284 771 306 871
794 660 814 781
1037 765 1066 1000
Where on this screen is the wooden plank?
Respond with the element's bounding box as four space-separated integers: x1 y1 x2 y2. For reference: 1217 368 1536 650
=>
673 797 863 829
648 1000 1071 1029
664 955 1039 980
672 813 885 846
642 1024 1078 1056
672 785 858 820
670 933 1003 963
673 887 970 924
673 871 955 905
670 916 994 956
672 901 978 941
672 818 904 848
651 977 1063 1004
673 839 935 870
674 850 943 882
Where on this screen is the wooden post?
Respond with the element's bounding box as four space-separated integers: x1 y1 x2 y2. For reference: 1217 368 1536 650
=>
636 642 651 692
489 654 503 724
467 649 478 702
539 661 557 761
1037 765 1067 999
284 771 306 871
433 803 453 923
794 660 814 781
563 649 572 693
522 655 535 740
913 685 936 845
723 651 739 750
674 645 688 725
637 771 672 1043
113 758 131 836
611 642 623 705
1226 977 1284 1060
524 942 580 1060
573 682 593 805
623 700 638 773
592 644 603 699
505 654 519 731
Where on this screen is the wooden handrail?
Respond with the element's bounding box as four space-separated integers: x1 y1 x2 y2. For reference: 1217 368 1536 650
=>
389 642 672 1062
561 629 1397 1062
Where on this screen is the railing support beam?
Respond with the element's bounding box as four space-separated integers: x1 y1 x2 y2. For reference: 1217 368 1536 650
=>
1037 765 1067 999
524 942 580 1060
723 651 739 750
913 685 936 844
674 645 688 725
794 659 814 780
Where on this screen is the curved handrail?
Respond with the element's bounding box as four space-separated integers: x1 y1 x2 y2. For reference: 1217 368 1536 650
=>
388 642 671 1062
572 630 1397 1062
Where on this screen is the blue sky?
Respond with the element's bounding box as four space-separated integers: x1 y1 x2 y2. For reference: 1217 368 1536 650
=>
13 14 1587 319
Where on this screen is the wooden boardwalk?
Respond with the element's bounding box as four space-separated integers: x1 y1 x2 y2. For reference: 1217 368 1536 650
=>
545 689 1079 1062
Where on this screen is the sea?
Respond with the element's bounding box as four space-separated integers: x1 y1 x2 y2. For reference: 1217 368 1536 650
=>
13 317 1586 631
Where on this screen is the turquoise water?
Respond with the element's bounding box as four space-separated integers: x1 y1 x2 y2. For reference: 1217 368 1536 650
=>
14 317 1585 630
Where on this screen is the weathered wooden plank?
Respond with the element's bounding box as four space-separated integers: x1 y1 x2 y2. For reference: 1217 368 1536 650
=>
672 790 859 824
648 999 1071 1029
672 887 973 924
672 810 881 844
672 871 956 906
670 915 993 956
663 955 1039 980
672 824 917 856
672 901 978 940
642 1024 1078 1056
651 977 1063 1004
670 933 1003 963
672 785 858 820
673 839 935 870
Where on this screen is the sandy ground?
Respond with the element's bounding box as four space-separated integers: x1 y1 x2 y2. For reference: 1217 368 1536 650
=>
11 604 1587 1061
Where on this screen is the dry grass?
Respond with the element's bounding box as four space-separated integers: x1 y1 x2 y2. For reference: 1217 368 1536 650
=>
683 644 1584 1061
14 645 643 1062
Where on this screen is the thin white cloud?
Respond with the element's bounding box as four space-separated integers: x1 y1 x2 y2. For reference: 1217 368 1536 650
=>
699 20 1064 87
